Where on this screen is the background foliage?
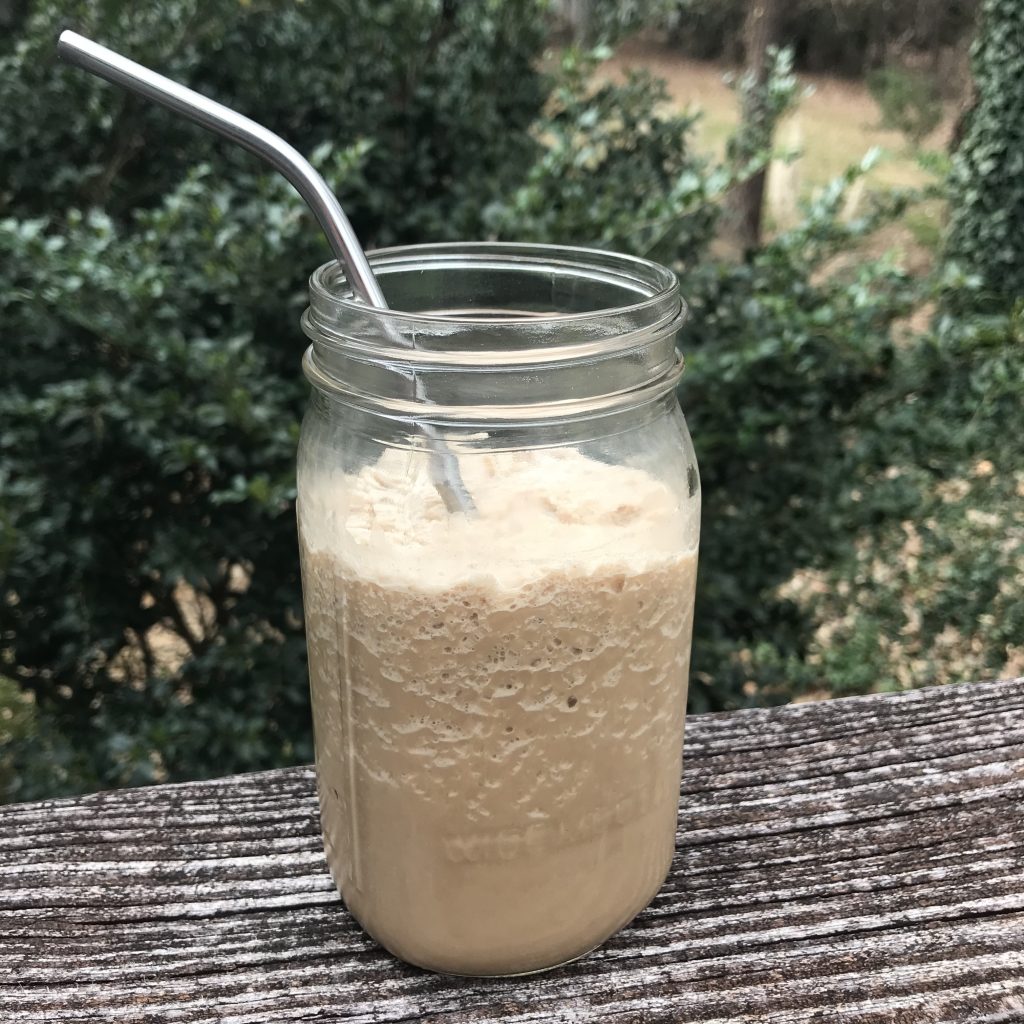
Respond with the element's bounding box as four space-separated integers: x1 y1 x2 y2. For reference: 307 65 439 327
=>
629 0 978 78
944 0 1024 310
1 0 1020 799
0 0 549 798
867 66 944 148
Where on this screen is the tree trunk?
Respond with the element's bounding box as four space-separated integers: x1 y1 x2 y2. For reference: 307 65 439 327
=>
733 0 783 250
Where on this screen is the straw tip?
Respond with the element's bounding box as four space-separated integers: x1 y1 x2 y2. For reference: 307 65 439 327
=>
56 28 84 58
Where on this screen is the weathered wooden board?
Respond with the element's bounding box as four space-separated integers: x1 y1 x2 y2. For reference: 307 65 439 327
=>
2 677 1024 1023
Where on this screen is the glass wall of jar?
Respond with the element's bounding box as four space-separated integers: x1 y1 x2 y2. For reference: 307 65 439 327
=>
297 243 700 976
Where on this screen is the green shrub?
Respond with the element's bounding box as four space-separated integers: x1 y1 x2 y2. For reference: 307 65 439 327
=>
787 307 1024 694
485 47 724 265
489 49 926 712
905 204 945 252
0 0 1009 802
0 0 550 800
679 161 922 710
726 45 803 182
868 66 944 148
945 0 1024 310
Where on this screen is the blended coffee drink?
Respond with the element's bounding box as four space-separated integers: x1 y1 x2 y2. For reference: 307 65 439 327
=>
299 446 698 976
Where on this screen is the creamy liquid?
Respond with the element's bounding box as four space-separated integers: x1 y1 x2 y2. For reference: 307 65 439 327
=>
299 447 698 975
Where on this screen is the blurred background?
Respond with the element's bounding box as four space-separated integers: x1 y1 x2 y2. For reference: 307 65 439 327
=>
1 0 1021 801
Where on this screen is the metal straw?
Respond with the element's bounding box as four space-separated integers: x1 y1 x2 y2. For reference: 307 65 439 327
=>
56 30 473 514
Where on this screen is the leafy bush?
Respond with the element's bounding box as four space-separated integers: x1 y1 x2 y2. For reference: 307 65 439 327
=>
0 0 550 800
480 49 925 713
726 45 804 176
945 0 1024 310
679 162 922 710
784 307 1024 695
868 66 944 147
0 0 1015 802
485 47 724 265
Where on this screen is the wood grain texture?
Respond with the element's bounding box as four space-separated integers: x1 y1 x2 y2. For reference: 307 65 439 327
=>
2 677 1024 1023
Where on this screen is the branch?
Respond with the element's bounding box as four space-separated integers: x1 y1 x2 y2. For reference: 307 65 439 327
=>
162 591 203 657
83 96 146 208
210 564 236 631
136 627 157 679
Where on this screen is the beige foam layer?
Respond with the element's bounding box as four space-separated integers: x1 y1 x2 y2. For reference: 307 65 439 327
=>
299 446 695 590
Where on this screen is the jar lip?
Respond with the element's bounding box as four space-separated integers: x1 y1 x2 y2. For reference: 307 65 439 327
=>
303 242 686 423
301 305 685 368
302 346 686 425
308 241 682 326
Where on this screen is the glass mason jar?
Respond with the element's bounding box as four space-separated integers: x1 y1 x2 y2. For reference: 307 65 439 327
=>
296 243 700 977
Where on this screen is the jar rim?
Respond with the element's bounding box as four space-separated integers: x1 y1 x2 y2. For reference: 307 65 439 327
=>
301 242 686 424
302 346 686 424
308 241 683 327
